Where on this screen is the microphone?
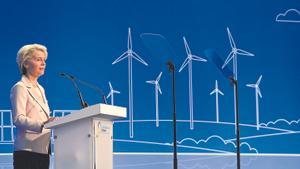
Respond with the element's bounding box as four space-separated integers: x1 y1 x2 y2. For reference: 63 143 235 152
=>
167 60 175 72
204 49 235 84
60 72 107 104
60 73 88 108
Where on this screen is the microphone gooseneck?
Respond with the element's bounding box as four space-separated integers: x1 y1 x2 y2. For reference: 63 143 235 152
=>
60 72 107 105
60 72 88 108
75 78 108 104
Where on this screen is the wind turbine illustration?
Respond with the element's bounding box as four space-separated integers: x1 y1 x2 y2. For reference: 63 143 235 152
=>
210 80 224 123
222 27 255 80
246 75 263 130
179 36 207 130
222 27 254 132
107 81 120 106
146 72 163 127
112 27 148 138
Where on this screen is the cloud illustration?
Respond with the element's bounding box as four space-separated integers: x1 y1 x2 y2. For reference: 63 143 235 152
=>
260 118 300 130
177 135 258 154
276 9 300 23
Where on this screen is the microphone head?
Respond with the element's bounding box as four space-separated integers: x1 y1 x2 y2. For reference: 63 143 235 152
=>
140 33 178 69
59 72 75 80
204 49 234 80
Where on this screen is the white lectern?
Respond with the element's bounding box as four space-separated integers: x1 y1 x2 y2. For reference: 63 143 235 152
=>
45 103 126 169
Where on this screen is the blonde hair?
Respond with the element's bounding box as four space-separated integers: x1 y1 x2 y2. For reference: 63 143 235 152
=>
16 44 48 74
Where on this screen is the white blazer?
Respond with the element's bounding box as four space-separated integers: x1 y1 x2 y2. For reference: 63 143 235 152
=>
10 76 51 154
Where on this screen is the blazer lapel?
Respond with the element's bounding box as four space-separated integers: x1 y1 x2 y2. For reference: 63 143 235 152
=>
21 76 50 119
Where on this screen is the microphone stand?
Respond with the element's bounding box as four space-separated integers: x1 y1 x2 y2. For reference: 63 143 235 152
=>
230 78 241 169
204 49 241 169
73 81 88 108
167 61 178 169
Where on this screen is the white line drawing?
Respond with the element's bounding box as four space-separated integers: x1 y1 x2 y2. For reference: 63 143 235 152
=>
176 136 258 154
114 119 295 132
222 27 255 79
114 138 234 154
210 80 224 123
179 36 207 130
146 72 163 127
276 9 300 23
246 75 263 130
0 110 74 144
260 118 300 127
226 130 299 142
112 27 148 138
107 81 120 106
2 110 296 145
114 135 258 154
222 27 254 132
0 110 14 143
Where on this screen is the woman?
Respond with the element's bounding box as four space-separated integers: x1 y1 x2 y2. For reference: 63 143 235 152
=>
10 44 56 169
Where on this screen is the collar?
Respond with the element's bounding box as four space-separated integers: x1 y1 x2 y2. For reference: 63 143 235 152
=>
21 75 41 89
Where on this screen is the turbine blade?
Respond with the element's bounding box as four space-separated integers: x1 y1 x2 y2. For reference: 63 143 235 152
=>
191 55 207 62
157 84 162 94
179 57 190 72
257 88 262 98
227 27 236 49
183 36 192 55
222 52 234 69
113 90 120 94
210 89 216 95
112 52 128 64
256 75 262 85
128 27 132 50
109 82 113 90
156 72 163 81
146 80 155 84
132 51 148 66
107 92 112 98
218 90 224 95
246 84 256 88
236 49 254 56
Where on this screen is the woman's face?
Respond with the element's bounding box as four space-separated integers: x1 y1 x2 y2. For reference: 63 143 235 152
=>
24 50 46 78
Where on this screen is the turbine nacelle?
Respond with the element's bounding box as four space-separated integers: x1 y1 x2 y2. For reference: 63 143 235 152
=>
146 72 163 94
210 80 224 95
107 81 120 99
246 75 263 98
112 27 148 66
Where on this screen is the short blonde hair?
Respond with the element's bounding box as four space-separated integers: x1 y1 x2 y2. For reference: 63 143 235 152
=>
16 44 48 74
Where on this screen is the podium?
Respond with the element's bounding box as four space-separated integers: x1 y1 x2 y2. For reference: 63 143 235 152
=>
45 103 126 169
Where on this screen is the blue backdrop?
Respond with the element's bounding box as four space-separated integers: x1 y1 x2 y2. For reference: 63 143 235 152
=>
0 0 300 168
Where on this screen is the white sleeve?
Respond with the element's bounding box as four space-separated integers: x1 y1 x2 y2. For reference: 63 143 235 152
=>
10 84 44 133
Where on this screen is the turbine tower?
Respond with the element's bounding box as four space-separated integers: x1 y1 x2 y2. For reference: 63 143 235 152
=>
246 75 263 130
179 36 207 130
107 81 120 106
210 80 224 123
112 27 148 138
222 27 254 132
146 72 163 127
